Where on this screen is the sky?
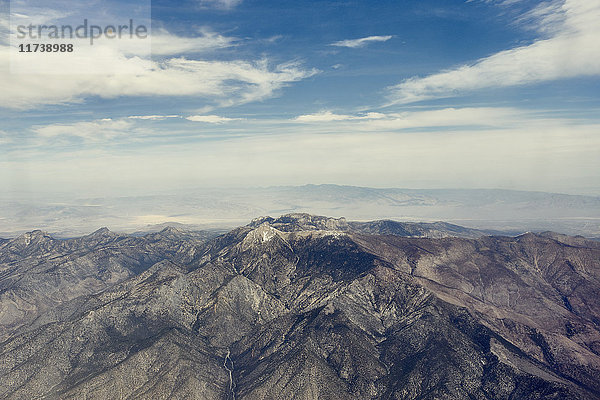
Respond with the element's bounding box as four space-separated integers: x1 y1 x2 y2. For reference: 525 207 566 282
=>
1 0 599 199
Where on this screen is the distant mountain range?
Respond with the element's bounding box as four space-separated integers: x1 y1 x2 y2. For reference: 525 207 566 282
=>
1 214 600 399
1 185 599 238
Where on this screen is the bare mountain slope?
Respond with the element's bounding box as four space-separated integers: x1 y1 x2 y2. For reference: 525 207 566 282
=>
1 215 599 399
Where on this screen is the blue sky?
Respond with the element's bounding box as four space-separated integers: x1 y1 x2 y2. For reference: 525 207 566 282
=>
1 0 599 197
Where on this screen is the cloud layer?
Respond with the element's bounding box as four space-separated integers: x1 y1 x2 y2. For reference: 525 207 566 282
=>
4 107 599 195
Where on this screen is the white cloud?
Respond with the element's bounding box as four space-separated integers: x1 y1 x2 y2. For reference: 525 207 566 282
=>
1 8 314 110
0 13 9 34
515 1 567 36
293 107 569 131
295 111 354 122
33 118 133 140
7 8 69 30
0 43 316 109
295 111 386 122
128 115 181 120
149 30 235 56
199 0 242 10
69 30 234 58
0 130 11 145
264 35 283 43
365 107 523 130
186 115 241 123
388 0 600 104
330 35 392 48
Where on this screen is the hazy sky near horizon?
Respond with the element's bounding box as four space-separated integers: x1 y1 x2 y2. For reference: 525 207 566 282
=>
1 0 599 197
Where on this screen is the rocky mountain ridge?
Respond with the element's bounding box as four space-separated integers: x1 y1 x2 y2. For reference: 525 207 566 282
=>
250 213 493 238
1 214 599 399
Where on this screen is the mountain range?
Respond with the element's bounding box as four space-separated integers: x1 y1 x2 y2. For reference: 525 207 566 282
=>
1 214 600 399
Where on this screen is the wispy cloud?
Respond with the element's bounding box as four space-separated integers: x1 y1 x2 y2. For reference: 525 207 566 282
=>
33 118 134 141
199 0 242 10
330 35 392 48
295 111 386 122
388 0 600 104
186 115 241 123
264 35 283 43
128 115 181 121
294 107 531 130
21 107 589 151
149 30 236 56
357 107 527 130
0 130 11 145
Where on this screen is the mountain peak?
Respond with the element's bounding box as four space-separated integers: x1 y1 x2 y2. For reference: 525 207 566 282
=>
241 223 282 249
160 226 183 234
249 213 349 232
85 227 119 240
26 229 48 237
17 229 50 243
7 230 53 249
